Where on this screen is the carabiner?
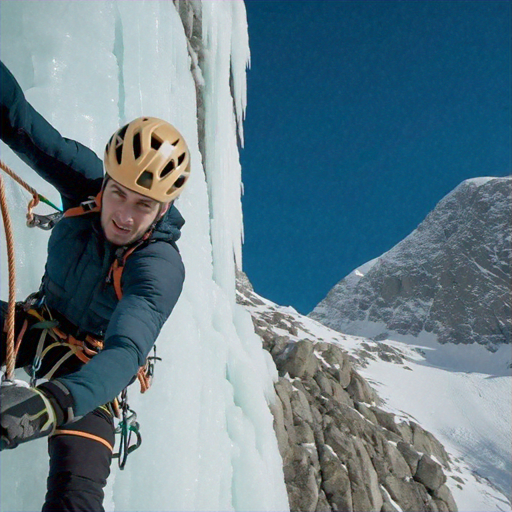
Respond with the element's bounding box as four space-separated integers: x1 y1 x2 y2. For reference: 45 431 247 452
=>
27 211 63 230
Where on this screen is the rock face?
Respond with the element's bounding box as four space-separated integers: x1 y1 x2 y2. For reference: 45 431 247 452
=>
310 177 511 351
237 273 457 512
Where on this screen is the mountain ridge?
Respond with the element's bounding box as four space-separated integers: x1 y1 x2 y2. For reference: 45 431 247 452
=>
310 176 511 356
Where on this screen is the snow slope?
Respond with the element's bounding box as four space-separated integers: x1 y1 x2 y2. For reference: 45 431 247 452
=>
244 291 512 512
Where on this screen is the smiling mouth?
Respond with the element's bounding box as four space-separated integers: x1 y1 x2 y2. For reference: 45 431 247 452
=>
112 220 131 232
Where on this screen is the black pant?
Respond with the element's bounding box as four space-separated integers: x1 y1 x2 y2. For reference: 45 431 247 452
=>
1 300 115 512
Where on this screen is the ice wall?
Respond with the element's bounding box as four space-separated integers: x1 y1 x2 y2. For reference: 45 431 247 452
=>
202 1 250 296
0 1 288 511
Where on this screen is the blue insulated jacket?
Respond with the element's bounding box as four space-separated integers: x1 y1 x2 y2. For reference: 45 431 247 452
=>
1 61 185 417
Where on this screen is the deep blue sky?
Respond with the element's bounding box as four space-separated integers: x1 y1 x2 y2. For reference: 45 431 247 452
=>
240 0 511 315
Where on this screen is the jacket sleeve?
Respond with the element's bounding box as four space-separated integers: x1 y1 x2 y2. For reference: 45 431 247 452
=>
56 241 185 418
0 61 103 209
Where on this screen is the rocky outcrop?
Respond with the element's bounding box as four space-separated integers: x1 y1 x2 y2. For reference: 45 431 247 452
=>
310 177 511 351
237 273 457 512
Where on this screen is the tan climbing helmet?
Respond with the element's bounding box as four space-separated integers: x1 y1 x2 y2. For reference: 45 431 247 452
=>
104 117 191 203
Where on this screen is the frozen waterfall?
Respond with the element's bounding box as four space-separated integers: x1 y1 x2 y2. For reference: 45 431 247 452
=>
0 1 289 511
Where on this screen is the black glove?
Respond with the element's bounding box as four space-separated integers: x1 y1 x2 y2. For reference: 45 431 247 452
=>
0 382 67 450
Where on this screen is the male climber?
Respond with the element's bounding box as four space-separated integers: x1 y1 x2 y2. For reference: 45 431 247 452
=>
0 61 190 511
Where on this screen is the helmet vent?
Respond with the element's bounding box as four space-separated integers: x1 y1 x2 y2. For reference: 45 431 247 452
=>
160 160 175 178
106 134 114 154
177 153 186 167
115 144 123 165
118 124 129 141
174 175 186 189
114 124 129 165
133 131 142 160
136 171 153 190
151 136 163 151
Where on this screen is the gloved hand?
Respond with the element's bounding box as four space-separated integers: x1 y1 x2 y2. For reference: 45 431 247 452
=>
0 383 62 450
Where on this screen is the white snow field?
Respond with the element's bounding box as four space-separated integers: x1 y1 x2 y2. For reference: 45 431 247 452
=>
0 2 288 511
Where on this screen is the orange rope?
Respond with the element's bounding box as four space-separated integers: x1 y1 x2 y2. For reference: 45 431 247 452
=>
0 160 38 197
0 173 16 381
0 159 47 380
0 160 39 224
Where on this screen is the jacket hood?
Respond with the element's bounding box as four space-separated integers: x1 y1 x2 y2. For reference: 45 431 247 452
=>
152 203 185 242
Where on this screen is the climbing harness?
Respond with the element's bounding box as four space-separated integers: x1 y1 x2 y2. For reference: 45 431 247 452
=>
0 161 162 467
18 300 160 394
13 299 159 467
19 304 104 386
52 427 114 453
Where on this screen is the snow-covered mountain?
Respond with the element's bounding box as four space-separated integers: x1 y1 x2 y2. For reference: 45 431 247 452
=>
311 177 511 374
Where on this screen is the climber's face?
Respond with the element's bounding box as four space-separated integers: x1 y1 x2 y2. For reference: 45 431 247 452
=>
101 179 169 246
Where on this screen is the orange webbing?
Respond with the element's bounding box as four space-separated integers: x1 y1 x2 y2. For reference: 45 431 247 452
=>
50 325 104 364
111 245 138 301
137 366 151 394
53 429 114 452
0 173 16 380
27 308 104 365
63 191 102 218
110 230 153 301
110 235 156 393
111 261 124 302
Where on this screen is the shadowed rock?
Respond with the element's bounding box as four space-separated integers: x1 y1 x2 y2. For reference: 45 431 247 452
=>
236 271 457 512
310 178 512 351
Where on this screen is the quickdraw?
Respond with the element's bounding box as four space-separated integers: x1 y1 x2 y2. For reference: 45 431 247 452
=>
113 388 142 470
111 344 161 469
0 159 63 231
136 345 162 394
